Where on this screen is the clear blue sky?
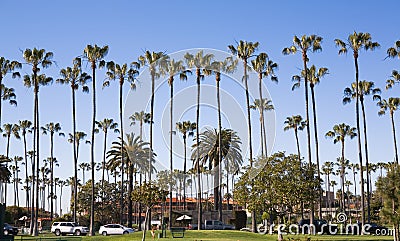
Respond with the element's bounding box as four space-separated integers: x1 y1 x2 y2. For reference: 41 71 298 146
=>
1 0 400 212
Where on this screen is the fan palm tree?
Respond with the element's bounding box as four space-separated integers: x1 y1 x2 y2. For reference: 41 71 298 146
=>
95 118 119 198
210 56 237 219
334 32 379 225
293 65 328 219
0 57 21 125
250 98 274 156
160 58 191 227
228 40 259 231
41 122 64 219
191 128 242 218
138 51 167 182
105 61 139 224
56 58 90 221
82 44 108 235
2 123 20 204
283 115 306 163
325 123 357 214
107 133 154 228
130 111 151 141
78 162 91 184
349 163 359 211
68 130 87 217
17 120 32 209
378 98 400 164
184 50 214 228
57 179 68 216
251 53 278 156
343 80 381 222
23 47 53 236
10 156 23 207
176 121 196 210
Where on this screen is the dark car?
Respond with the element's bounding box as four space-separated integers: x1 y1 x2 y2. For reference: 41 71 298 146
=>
3 223 18 236
298 219 337 235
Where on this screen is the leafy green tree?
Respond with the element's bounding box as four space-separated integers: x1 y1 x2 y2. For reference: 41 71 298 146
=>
228 40 259 232
378 98 400 164
283 115 306 163
131 182 168 241
82 44 108 235
0 57 21 125
0 155 11 184
325 123 357 213
184 50 214 228
376 164 400 241
251 53 278 156
343 80 381 221
335 32 379 225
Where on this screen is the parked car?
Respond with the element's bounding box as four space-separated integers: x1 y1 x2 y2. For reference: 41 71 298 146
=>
51 222 89 236
298 219 337 234
188 220 235 230
99 224 134 236
3 223 18 236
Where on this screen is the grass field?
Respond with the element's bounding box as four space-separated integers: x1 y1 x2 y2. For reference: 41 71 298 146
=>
14 230 395 241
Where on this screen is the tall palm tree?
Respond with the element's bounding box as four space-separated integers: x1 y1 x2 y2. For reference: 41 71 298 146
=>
293 65 328 219
130 111 151 141
251 53 278 156
18 120 32 210
105 61 139 225
283 115 306 163
23 47 53 236
250 98 274 156
67 130 87 217
2 123 20 204
378 98 400 164
325 123 357 214
95 118 119 198
57 58 90 222
138 51 167 182
160 58 191 227
0 57 21 125
184 50 214 229
210 56 237 219
176 121 196 210
334 32 379 226
107 133 154 228
57 179 68 216
41 122 64 219
228 40 259 231
349 163 359 211
343 80 381 222
82 44 108 236
78 162 91 184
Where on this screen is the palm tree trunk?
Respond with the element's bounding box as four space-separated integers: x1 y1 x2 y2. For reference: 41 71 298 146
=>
50 133 54 220
169 77 174 229
102 131 107 200
354 54 366 227
294 129 301 163
302 53 314 227
258 73 267 156
128 162 134 228
33 78 40 236
23 133 29 211
327 174 331 219
360 99 371 222
147 71 155 230
341 141 346 214
71 85 78 223
196 68 202 230
217 75 223 221
30 99 36 235
183 136 187 210
89 63 96 236
391 112 399 164
310 85 322 219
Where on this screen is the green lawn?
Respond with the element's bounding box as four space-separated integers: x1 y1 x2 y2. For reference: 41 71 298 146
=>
15 230 394 241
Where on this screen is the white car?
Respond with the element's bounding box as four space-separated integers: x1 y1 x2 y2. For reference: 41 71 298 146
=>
51 222 89 236
99 224 134 236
